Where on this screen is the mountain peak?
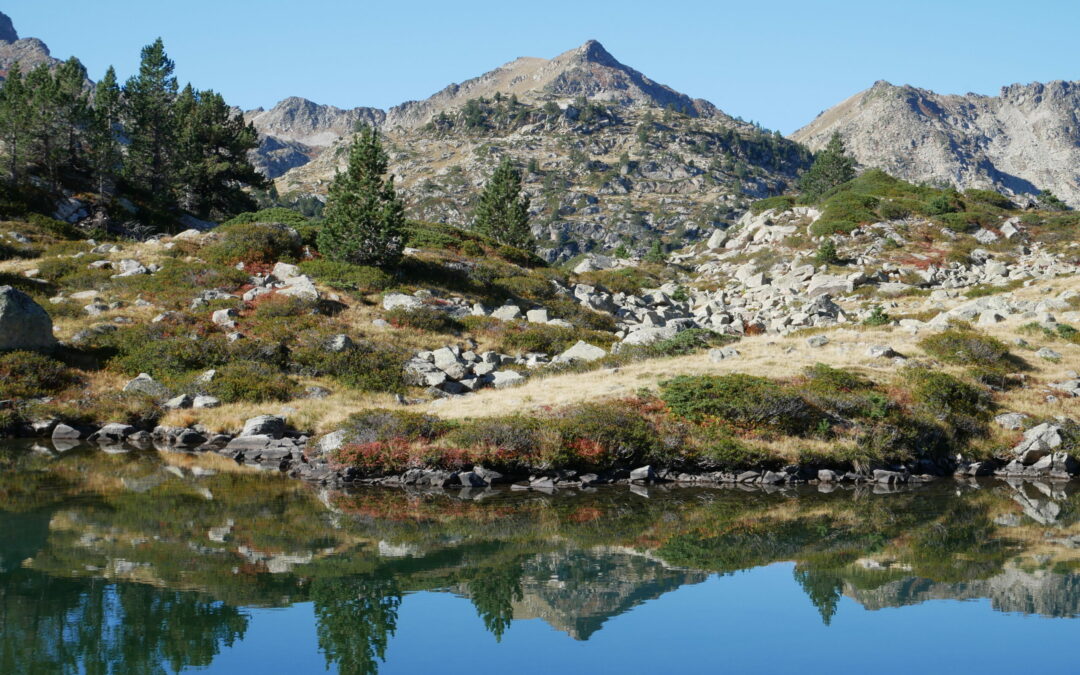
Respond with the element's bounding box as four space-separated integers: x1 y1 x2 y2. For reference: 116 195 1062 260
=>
0 12 18 44
573 39 619 67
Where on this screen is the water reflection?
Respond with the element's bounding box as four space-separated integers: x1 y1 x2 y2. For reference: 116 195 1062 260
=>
4 440 1080 673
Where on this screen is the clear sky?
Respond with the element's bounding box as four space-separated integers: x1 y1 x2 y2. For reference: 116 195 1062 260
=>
7 0 1079 134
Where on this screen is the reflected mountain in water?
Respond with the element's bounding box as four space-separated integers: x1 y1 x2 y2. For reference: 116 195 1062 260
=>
6 440 1080 673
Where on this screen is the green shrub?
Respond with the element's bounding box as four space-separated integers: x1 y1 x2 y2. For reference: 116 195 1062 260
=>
385 306 462 333
0 351 78 399
499 324 598 355
37 255 103 282
205 222 302 265
963 189 1014 209
862 306 890 326
694 434 773 470
340 409 453 444
660 374 817 433
919 329 1010 367
299 259 393 291
924 193 959 215
813 240 840 265
27 213 82 239
205 361 296 403
905 368 991 438
252 294 318 319
119 260 248 309
220 207 310 228
645 328 733 357
292 340 406 393
90 325 229 380
802 364 891 420
495 275 555 301
547 401 662 469
749 195 795 215
446 415 542 455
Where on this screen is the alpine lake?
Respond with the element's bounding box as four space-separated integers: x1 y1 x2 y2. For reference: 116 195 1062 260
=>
3 439 1080 674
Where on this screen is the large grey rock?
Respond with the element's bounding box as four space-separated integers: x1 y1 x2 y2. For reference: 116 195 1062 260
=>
490 370 526 389
240 414 286 439
279 274 319 301
122 373 169 399
492 305 522 321
382 293 423 311
556 340 607 363
621 325 678 347
0 285 57 351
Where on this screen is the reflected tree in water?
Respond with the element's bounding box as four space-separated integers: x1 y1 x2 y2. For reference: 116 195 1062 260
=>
313 575 402 675
0 571 247 674
468 563 524 641
793 564 843 625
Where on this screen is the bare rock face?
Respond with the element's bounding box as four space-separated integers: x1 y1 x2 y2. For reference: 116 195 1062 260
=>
0 285 58 352
791 79 1080 207
0 11 19 43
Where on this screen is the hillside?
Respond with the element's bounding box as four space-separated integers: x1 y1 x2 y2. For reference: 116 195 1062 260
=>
263 40 810 262
791 79 1080 208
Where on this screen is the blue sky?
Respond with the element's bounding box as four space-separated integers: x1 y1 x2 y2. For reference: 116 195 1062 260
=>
8 0 1079 134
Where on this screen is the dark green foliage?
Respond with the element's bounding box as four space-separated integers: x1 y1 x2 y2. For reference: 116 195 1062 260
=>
643 240 667 264
205 361 296 403
862 306 890 326
695 434 772 470
340 409 452 444
317 126 405 267
292 341 407 393
798 133 855 201
813 240 840 265
173 86 265 218
385 306 462 333
750 195 795 215
904 368 992 439
919 329 1010 367
963 189 1014 209
124 38 179 204
26 213 81 239
642 328 734 357
221 207 310 229
0 351 78 399
660 374 817 434
298 259 393 292
205 222 301 265
446 416 542 454
548 402 662 469
1037 190 1069 211
923 192 960 216
474 157 532 249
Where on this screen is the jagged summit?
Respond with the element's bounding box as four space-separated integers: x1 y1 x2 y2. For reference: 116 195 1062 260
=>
0 11 19 43
792 78 1080 207
0 12 58 80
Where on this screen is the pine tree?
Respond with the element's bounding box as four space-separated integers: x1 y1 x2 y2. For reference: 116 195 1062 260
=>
798 132 855 201
124 38 179 204
0 62 30 184
317 125 405 267
174 87 265 218
53 57 90 176
474 156 532 249
24 65 63 188
89 66 123 198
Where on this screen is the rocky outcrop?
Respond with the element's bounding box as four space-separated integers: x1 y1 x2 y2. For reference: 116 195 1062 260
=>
792 79 1080 207
0 12 60 82
0 286 57 352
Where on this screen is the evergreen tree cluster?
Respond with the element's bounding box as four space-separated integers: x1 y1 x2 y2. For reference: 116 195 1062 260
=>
0 38 265 224
798 132 856 201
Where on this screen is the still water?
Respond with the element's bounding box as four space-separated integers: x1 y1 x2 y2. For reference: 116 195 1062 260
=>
3 440 1080 674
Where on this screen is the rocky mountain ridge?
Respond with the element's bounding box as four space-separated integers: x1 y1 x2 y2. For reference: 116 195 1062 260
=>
0 11 58 80
792 79 1080 207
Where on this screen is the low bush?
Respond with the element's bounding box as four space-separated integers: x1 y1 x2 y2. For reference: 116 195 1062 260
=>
904 368 992 439
252 294 318 319
445 415 542 456
919 329 1011 367
749 195 795 215
385 306 463 333
204 222 302 265
292 340 406 392
205 361 296 403
27 213 82 239
694 435 773 470
0 351 79 399
545 401 662 470
340 409 453 445
660 374 818 434
298 259 393 292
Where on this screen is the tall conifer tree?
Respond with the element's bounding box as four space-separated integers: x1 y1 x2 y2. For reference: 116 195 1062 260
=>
474 156 532 249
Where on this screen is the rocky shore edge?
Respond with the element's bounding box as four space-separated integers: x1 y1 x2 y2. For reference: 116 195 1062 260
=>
8 412 1079 490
